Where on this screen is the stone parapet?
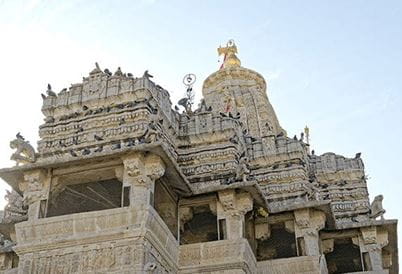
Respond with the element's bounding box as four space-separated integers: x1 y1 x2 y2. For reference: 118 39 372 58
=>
257 255 328 274
178 238 256 273
14 206 178 273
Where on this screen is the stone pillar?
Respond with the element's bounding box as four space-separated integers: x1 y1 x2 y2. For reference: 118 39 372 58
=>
121 152 165 207
217 190 253 240
19 169 50 220
359 226 388 271
294 208 326 256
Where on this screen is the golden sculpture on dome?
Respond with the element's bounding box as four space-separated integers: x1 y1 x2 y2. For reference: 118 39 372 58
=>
218 39 241 69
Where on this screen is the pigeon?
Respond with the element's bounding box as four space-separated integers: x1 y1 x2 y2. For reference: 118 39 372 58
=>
94 146 103 153
41 93 47 100
104 68 112 76
207 106 213 111
82 148 91 155
355 152 361 159
143 70 153 79
111 143 121 150
59 140 66 147
311 150 315 155
46 84 57 97
178 98 188 108
94 134 104 141
293 135 298 140
93 108 104 114
221 178 234 185
127 73 133 77
276 132 284 138
16 132 25 140
69 150 78 157
126 138 135 147
72 137 78 145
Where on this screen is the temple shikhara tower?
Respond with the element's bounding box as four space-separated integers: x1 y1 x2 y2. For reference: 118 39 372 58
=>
0 41 398 274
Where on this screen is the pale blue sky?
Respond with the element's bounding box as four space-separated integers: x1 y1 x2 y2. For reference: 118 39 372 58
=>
0 0 401 259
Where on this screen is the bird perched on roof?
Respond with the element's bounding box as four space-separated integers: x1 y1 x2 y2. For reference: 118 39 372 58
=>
104 68 112 76
355 152 361 158
46 84 57 97
94 134 104 141
94 145 103 153
16 132 25 140
143 70 153 79
111 143 121 150
127 73 133 77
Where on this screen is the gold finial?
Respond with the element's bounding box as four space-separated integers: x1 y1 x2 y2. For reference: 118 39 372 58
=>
218 39 241 69
304 125 310 144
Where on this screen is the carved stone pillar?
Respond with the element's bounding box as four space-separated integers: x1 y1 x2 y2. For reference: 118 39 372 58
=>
294 208 326 256
121 153 165 207
19 169 50 220
359 226 388 271
217 190 253 240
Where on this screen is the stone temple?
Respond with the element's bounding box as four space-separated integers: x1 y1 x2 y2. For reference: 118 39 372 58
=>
0 41 398 274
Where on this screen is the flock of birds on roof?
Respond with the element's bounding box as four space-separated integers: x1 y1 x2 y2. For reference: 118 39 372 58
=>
41 66 153 100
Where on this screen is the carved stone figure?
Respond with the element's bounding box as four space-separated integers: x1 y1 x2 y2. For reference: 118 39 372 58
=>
235 156 250 182
3 190 27 223
9 134 36 166
369 194 386 220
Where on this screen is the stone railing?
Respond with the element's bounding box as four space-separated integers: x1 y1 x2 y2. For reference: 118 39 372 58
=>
15 205 178 260
178 238 257 273
257 255 327 274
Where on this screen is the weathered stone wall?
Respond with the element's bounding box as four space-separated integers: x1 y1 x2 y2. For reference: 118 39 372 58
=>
257 255 328 274
178 239 256 274
14 206 178 274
